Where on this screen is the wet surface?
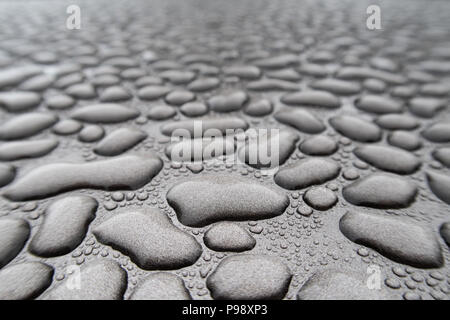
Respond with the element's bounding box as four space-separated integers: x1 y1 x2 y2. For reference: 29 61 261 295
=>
0 0 449 300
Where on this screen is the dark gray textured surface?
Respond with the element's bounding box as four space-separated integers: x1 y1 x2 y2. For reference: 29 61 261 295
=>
0 0 449 300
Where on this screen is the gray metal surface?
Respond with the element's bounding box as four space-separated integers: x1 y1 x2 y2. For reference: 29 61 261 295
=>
0 0 449 300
